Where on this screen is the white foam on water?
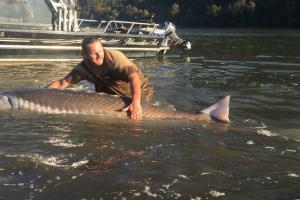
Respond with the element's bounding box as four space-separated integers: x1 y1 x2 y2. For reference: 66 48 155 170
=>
6 154 19 157
5 153 85 168
159 188 167 194
200 172 212 176
266 176 272 180
281 149 297 155
11 154 67 167
143 186 158 198
245 121 280 137
4 183 17 187
178 174 189 179
257 129 278 137
46 137 85 148
173 192 182 199
151 101 160 106
247 140 255 145
31 154 68 168
133 192 141 197
71 159 89 168
162 179 178 190
191 197 202 200
29 184 35 189
209 190 225 197
286 149 297 153
264 146 275 151
253 54 271 58
287 173 299 178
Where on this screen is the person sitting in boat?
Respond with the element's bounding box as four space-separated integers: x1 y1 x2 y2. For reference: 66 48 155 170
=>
47 36 153 120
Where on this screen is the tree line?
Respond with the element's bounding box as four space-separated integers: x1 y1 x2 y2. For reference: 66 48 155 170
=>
77 0 300 27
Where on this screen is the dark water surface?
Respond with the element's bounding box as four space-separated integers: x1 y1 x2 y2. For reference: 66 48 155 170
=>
0 29 299 199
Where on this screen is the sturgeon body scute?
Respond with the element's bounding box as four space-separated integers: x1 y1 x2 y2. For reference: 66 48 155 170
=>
0 89 230 122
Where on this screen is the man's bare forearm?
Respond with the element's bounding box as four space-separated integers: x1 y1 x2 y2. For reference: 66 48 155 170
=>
129 72 141 104
128 72 142 120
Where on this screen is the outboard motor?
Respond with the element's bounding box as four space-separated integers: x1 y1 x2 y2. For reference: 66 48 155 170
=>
159 21 191 50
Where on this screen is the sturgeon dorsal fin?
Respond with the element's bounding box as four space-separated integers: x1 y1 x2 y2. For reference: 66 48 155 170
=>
201 96 230 123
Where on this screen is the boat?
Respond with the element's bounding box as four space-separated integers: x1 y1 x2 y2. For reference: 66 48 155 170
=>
0 0 191 62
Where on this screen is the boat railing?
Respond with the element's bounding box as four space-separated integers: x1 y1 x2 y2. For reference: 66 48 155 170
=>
101 20 160 35
77 19 99 28
78 19 161 36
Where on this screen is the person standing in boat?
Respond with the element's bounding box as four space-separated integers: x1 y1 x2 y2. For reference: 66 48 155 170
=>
47 36 153 120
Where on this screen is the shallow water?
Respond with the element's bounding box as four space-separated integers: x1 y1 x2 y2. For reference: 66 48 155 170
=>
0 29 299 199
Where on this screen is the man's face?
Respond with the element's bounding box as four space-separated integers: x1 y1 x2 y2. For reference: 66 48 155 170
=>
85 41 104 66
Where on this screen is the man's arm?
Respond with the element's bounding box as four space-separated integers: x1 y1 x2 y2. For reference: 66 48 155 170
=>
123 72 143 120
47 78 71 89
47 64 83 89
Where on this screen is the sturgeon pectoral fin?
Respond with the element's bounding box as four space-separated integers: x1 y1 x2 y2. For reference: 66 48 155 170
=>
201 96 230 123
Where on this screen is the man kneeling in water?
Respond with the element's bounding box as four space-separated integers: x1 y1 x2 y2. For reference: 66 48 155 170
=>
47 36 153 120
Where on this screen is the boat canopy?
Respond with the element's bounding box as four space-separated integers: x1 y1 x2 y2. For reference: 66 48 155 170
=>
0 0 52 24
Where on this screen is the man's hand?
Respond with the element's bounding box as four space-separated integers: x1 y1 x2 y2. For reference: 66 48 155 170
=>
126 72 142 120
122 101 142 120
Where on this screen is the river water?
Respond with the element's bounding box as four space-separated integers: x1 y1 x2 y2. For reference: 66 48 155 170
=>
0 29 299 199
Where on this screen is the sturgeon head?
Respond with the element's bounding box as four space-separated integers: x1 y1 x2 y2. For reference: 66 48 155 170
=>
0 95 19 110
0 95 11 110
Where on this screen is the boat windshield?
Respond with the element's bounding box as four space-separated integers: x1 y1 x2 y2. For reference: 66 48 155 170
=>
0 0 52 24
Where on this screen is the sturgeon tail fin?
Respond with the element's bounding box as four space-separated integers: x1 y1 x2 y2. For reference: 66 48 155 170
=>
201 96 230 123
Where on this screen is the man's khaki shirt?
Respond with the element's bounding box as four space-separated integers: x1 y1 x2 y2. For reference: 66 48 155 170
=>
64 48 153 101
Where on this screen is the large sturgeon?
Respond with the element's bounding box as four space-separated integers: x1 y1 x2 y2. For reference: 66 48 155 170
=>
0 89 230 123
